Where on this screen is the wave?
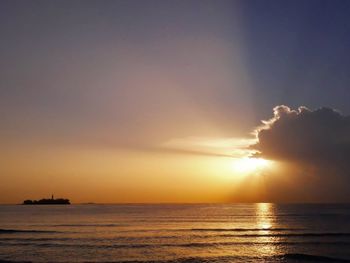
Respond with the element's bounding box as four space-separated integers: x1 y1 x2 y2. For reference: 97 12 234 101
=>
190 227 304 232
2 232 349 245
51 224 125 227
2 240 350 249
2 253 350 262
0 229 57 234
280 253 350 262
120 254 350 262
0 260 32 263
117 227 305 233
0 242 153 249
218 232 350 237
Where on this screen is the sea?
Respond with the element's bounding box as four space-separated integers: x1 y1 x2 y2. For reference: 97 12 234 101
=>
1 203 350 263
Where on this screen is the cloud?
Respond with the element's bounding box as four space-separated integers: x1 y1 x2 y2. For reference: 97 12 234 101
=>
250 105 350 201
252 105 350 163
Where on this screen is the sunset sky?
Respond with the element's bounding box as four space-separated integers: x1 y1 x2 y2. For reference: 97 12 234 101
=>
1 0 350 203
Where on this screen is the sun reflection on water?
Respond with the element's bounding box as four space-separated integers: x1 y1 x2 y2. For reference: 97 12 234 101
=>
255 203 279 256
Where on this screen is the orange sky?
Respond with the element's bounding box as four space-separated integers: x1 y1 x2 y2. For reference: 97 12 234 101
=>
1 137 273 204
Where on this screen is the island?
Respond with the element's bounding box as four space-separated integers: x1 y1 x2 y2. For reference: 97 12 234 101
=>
22 195 70 205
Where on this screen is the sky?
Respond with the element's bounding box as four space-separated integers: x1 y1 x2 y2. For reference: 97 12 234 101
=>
1 0 350 203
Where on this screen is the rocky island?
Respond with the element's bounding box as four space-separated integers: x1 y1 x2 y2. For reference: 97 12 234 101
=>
22 195 70 205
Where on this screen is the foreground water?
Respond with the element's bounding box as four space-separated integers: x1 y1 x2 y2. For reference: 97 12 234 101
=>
1 204 350 262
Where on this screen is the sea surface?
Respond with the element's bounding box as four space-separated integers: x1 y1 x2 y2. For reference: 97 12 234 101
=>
1 204 350 262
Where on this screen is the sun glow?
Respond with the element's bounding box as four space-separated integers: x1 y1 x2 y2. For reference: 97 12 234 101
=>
233 157 270 174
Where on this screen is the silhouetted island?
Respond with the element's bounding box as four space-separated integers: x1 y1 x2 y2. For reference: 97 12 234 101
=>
22 195 70 205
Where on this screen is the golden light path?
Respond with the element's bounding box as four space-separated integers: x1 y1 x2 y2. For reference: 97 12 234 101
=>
255 203 281 256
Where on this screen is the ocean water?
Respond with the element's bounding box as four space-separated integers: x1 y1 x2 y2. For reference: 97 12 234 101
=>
1 204 350 262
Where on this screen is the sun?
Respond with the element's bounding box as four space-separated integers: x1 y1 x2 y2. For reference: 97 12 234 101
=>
232 157 270 174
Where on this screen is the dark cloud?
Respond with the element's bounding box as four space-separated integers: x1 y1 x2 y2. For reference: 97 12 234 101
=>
251 105 350 202
253 105 350 163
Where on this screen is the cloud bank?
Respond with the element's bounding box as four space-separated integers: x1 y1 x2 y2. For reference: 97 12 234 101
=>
250 105 350 202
